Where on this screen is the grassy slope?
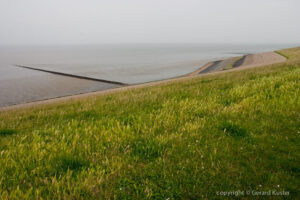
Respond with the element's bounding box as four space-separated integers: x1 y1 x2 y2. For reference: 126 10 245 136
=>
0 48 299 199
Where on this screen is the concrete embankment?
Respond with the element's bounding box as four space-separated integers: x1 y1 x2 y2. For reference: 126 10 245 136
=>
195 51 286 74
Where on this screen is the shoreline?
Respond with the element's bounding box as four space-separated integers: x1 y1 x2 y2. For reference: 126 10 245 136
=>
15 65 127 86
0 50 287 111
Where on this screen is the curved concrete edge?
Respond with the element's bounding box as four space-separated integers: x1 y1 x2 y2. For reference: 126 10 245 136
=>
189 51 287 75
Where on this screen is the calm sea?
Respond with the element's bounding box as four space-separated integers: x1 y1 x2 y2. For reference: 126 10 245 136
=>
0 43 297 106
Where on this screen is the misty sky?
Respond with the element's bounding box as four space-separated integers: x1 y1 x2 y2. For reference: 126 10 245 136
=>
0 0 299 45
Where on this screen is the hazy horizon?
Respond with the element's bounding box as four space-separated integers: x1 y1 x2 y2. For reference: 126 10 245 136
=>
0 0 299 45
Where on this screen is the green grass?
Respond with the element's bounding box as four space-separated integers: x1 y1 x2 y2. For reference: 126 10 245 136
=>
0 47 299 199
0 129 17 136
275 51 289 59
276 47 300 61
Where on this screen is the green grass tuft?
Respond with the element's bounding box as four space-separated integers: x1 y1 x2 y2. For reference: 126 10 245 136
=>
275 50 289 59
130 137 166 161
51 154 90 174
0 128 17 136
220 121 248 138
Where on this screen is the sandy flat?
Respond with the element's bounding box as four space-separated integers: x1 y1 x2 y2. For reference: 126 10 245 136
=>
236 52 286 68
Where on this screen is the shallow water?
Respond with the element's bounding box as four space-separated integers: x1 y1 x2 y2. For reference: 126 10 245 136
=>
0 64 118 107
0 43 297 106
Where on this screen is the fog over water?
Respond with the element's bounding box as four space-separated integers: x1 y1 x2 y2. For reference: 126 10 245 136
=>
0 44 296 84
0 0 299 45
0 0 299 106
0 43 297 107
